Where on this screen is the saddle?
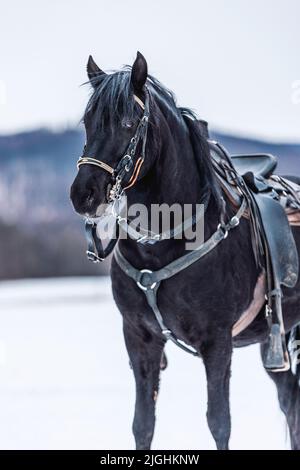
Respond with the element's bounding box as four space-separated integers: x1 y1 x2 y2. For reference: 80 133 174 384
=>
232 153 277 179
209 139 300 371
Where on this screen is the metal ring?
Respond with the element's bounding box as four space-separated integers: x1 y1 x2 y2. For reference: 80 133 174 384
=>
125 157 133 172
137 269 157 291
217 223 228 239
229 216 240 228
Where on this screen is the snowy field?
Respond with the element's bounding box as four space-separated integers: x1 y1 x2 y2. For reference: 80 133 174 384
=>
0 276 290 450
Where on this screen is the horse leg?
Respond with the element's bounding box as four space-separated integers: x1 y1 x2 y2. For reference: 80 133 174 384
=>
261 339 300 449
129 351 168 371
201 337 232 450
123 320 164 450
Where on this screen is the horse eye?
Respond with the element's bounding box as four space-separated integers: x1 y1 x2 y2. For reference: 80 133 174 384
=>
123 120 134 129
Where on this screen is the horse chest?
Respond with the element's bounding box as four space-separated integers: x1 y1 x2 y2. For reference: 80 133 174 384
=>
112 257 265 345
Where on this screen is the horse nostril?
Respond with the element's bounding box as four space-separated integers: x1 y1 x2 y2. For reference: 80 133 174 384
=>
70 175 100 215
86 189 95 205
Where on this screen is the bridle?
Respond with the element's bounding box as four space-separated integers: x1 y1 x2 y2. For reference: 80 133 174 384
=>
76 86 151 263
77 88 150 203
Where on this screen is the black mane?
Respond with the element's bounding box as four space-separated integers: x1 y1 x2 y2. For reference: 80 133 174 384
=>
84 66 221 208
84 66 194 128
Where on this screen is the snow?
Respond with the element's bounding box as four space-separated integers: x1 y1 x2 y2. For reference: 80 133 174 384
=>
0 277 290 450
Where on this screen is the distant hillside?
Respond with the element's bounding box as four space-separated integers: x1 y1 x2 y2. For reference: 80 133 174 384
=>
0 129 83 224
0 128 108 279
0 127 299 280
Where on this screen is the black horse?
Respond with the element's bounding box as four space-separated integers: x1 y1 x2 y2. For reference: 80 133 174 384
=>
70 52 300 450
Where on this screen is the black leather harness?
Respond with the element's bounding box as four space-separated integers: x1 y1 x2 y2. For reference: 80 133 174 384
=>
113 199 247 356
77 90 300 369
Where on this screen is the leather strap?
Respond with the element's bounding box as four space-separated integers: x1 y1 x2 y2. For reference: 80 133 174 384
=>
144 286 199 356
133 94 145 110
115 198 247 284
84 189 211 262
77 157 114 173
116 190 211 245
85 220 119 262
113 198 247 355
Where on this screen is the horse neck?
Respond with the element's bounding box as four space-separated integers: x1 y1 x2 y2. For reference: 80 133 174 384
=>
123 107 221 259
128 111 205 207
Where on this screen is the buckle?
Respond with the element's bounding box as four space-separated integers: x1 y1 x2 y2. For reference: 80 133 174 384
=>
137 269 157 291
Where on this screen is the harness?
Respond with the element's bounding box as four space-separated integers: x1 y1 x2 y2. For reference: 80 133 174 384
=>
77 89 300 369
77 89 250 357
114 199 247 356
78 89 211 261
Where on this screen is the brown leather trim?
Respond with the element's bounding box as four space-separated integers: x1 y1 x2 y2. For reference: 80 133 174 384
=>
288 212 300 226
123 157 144 190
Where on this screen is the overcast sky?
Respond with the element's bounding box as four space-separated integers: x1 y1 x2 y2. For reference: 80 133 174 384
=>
0 0 300 141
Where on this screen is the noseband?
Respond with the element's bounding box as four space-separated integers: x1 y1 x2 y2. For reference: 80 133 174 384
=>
77 89 150 202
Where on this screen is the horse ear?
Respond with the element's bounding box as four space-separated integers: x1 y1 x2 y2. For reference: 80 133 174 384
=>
87 55 105 86
131 51 148 92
